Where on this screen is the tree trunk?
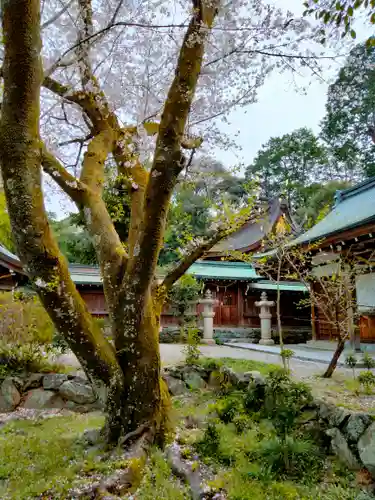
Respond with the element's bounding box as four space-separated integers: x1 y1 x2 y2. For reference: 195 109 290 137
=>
323 337 345 378
105 290 169 445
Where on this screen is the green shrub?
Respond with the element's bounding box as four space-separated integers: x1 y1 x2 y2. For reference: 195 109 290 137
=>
183 326 201 365
280 348 294 372
0 291 55 346
345 352 357 379
263 368 312 436
216 396 242 424
51 331 69 353
195 422 221 458
233 414 252 434
258 436 323 480
168 275 202 325
362 351 375 370
0 342 65 378
358 370 375 394
198 358 223 371
243 381 265 413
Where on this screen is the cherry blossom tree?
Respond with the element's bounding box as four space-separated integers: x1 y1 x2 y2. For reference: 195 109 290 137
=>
0 0 332 461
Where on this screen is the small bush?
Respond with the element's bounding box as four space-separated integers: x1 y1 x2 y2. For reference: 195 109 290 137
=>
195 422 221 458
0 291 55 346
362 351 375 370
280 348 294 372
243 381 265 413
0 342 65 378
216 396 243 424
345 352 357 379
183 326 201 365
263 368 312 436
358 370 375 394
258 436 323 480
233 414 252 434
198 358 223 371
51 331 69 353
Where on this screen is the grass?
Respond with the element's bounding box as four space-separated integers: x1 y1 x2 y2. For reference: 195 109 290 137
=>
0 413 104 499
136 449 189 499
198 356 278 375
306 372 375 413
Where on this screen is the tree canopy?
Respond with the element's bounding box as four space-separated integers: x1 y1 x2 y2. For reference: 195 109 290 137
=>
245 128 328 210
321 41 375 178
303 0 375 44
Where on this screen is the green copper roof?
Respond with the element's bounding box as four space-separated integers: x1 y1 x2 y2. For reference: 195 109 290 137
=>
247 280 308 292
68 260 260 284
187 260 260 280
291 177 375 246
68 264 102 285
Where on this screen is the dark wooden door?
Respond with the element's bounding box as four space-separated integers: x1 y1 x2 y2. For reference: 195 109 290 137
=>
214 288 238 326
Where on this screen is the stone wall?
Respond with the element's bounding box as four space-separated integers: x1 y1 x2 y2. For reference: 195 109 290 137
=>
316 400 375 477
0 373 103 413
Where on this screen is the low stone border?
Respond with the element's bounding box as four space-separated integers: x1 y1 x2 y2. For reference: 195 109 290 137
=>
0 372 103 413
163 363 375 479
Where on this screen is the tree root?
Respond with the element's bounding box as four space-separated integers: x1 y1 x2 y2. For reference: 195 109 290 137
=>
166 441 204 500
71 430 153 499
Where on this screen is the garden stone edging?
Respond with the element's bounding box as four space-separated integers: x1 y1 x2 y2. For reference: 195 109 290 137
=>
162 364 375 479
0 374 103 413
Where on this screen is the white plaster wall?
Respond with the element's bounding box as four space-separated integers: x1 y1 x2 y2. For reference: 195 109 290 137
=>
356 273 375 312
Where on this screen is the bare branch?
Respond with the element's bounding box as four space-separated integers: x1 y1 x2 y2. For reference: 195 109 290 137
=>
41 0 74 30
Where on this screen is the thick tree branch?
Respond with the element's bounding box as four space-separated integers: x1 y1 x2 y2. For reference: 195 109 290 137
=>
0 0 121 391
162 230 227 291
80 129 116 191
41 146 86 203
130 0 220 294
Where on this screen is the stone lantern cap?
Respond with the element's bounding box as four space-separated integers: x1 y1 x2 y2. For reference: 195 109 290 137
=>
255 291 275 308
200 288 216 305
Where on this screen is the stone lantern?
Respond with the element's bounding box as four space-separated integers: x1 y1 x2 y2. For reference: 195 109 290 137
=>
200 289 216 344
255 291 275 345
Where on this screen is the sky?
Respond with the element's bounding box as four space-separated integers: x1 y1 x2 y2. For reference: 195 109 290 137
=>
217 0 372 169
45 0 372 217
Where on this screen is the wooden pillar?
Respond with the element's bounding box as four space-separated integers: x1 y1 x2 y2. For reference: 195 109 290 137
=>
310 281 317 341
238 283 244 326
350 273 361 352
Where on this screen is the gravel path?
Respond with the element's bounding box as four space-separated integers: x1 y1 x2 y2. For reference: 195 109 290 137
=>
58 343 350 380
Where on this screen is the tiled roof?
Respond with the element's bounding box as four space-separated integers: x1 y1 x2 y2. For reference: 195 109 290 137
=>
208 197 299 255
187 260 259 280
290 177 375 246
0 244 25 273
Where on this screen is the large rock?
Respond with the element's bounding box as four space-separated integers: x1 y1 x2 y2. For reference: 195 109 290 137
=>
344 413 372 443
21 389 65 409
244 371 266 387
0 377 21 411
318 401 350 429
358 422 375 477
163 375 188 396
43 373 68 390
164 365 185 380
63 400 102 413
326 428 361 470
183 371 206 390
59 380 96 404
23 373 44 391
